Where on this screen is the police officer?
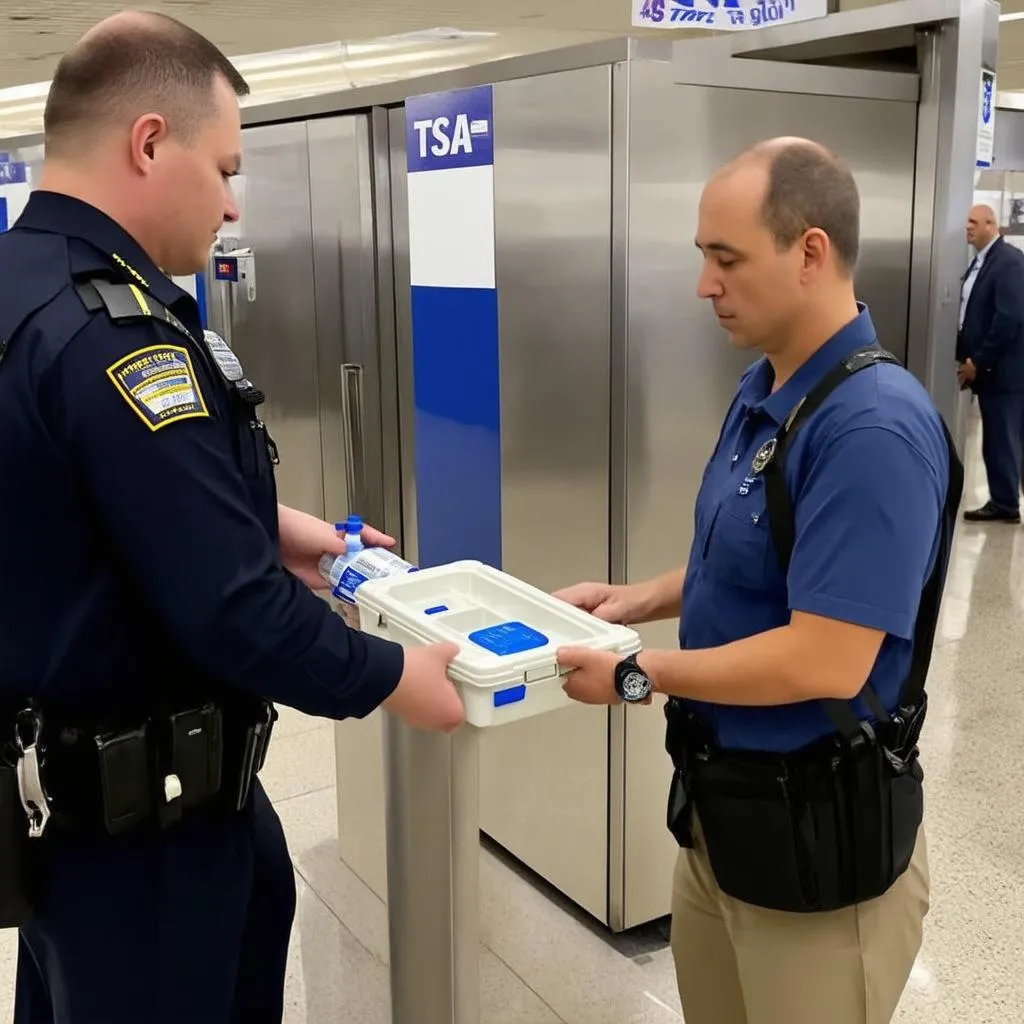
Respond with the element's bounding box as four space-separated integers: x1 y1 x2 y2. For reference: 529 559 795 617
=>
0 12 463 1024
555 138 961 1024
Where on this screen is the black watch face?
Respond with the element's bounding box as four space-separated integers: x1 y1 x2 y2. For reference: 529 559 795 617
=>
620 669 651 702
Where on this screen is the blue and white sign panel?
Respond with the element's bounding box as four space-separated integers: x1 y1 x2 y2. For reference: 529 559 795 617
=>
405 85 502 570
977 70 996 170
0 157 31 233
632 0 827 30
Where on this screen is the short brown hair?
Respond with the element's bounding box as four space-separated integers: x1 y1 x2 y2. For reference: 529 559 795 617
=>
753 140 861 275
44 12 250 155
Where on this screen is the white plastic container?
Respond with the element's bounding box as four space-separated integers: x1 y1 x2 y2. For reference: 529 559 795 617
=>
354 559 642 728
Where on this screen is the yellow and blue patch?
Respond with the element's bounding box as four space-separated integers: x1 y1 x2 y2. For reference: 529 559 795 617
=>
106 344 209 431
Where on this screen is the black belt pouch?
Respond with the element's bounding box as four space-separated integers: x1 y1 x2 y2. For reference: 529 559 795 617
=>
0 767 35 927
693 738 924 914
693 752 819 912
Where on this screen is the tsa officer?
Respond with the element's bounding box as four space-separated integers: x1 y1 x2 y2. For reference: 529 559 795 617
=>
0 12 462 1024
556 138 960 1024
956 203 1024 522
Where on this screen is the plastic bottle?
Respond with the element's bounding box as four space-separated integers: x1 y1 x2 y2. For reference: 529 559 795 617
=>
319 514 417 627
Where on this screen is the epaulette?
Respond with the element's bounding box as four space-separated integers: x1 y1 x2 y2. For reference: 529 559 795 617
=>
75 277 192 345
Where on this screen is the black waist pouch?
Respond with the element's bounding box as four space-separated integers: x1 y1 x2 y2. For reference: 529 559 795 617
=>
0 767 35 927
689 733 923 914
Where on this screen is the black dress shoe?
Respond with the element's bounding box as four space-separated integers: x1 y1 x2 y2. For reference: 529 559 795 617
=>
963 501 1021 523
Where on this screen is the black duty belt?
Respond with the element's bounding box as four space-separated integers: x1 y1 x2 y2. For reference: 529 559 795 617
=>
0 695 277 841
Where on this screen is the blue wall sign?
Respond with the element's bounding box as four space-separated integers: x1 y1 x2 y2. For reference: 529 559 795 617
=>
977 70 996 169
405 84 502 570
406 87 493 174
0 162 27 185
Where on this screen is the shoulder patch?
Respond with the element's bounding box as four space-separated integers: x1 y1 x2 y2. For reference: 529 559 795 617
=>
202 329 245 382
106 344 209 431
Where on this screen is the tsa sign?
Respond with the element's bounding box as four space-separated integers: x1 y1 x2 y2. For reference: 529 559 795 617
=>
0 161 27 185
977 70 996 169
0 160 30 233
632 0 828 30
406 85 493 173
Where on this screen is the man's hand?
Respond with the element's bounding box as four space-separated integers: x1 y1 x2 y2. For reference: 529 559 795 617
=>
957 358 977 389
553 582 644 625
557 647 620 704
277 504 395 590
384 642 465 732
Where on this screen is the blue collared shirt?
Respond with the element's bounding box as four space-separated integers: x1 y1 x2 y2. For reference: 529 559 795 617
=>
678 305 949 752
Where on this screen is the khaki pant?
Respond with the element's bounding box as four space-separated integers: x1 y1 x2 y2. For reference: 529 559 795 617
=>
670 817 930 1024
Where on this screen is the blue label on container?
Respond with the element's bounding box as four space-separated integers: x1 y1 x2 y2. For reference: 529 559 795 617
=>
424 605 449 615
468 622 548 656
493 684 527 708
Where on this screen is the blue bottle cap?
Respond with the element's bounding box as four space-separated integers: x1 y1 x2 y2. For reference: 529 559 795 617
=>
344 515 363 536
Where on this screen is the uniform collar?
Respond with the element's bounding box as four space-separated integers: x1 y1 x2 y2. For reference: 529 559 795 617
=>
16 190 187 310
742 303 878 425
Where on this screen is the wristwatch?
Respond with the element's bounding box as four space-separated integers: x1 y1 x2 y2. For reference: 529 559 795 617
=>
614 654 653 704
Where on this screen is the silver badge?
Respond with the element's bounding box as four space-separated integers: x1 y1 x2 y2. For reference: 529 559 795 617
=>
750 438 777 475
203 330 245 383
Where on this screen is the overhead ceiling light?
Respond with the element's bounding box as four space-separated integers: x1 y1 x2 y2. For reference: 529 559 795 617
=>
372 28 499 43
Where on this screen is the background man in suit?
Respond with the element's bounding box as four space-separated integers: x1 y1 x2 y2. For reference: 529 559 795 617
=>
957 203 1024 522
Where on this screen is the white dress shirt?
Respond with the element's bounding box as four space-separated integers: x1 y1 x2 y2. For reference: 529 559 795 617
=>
959 236 998 331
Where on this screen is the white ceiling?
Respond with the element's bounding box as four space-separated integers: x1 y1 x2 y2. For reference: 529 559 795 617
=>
0 0 637 91
3 0 1024 135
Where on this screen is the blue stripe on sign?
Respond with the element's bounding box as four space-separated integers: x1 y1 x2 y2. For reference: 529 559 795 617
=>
0 197 7 233
411 284 501 569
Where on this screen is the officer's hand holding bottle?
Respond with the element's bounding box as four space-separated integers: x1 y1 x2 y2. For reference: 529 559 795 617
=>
309 512 465 731
385 642 465 732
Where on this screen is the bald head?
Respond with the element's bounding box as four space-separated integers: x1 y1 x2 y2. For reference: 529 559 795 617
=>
965 204 998 250
44 10 249 158
713 136 861 275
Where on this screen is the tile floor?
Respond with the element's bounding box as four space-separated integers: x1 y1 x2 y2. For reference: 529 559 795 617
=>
1 404 1021 1023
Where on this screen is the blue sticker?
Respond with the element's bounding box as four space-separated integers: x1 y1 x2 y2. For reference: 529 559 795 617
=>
406 85 493 174
468 621 548 656
214 256 239 282
0 197 7 234
424 605 449 615
493 685 527 708
0 162 27 185
106 345 209 432
337 565 370 597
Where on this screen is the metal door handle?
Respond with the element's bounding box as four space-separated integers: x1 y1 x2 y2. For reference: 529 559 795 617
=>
340 364 366 513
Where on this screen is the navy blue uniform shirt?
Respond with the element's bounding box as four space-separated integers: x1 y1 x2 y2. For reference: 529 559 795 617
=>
679 305 949 752
0 191 403 717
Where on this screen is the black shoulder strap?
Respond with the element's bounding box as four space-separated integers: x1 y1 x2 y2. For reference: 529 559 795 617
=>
74 278 195 346
762 344 965 740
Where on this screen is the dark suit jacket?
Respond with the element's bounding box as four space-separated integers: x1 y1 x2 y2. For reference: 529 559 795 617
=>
956 235 1024 393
